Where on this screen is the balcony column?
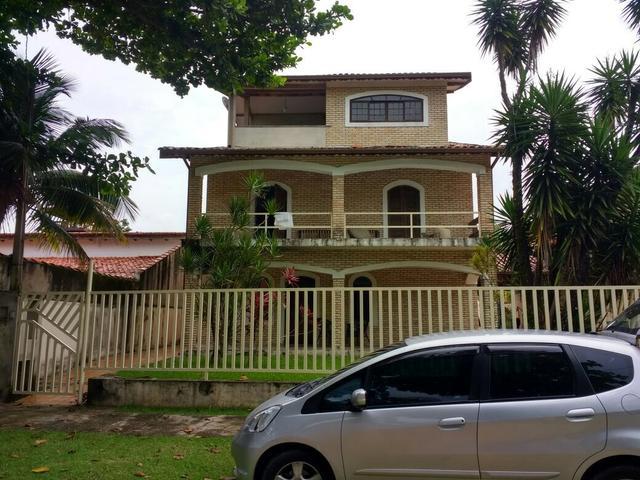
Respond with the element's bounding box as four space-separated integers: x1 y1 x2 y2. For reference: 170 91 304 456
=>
332 275 346 355
477 170 497 285
186 168 203 238
331 174 345 238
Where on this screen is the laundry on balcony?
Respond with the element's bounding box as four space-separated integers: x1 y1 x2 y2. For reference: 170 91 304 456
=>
274 212 294 230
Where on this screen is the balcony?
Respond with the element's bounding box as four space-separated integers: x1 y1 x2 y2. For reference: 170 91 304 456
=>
233 125 327 148
207 211 480 247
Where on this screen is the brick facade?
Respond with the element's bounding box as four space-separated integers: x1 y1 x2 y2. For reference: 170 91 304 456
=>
181 76 496 292
325 85 449 147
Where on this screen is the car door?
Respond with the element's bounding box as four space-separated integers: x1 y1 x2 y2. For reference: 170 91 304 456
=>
477 343 607 480
341 345 481 480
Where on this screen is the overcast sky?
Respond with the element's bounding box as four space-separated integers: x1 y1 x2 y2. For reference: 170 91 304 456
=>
20 0 638 232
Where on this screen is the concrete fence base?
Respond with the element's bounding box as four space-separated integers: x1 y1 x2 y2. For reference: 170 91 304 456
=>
87 376 299 409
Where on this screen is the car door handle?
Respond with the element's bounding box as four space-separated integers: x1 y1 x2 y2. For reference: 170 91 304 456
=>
438 417 466 429
566 408 595 421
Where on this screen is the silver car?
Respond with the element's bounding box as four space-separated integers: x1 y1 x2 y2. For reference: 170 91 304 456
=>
232 331 640 480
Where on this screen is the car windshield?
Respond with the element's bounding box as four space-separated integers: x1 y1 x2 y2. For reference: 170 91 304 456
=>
286 342 406 398
607 300 640 334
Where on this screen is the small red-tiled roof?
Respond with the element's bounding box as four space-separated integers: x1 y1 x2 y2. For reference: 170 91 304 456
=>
27 246 180 281
0 231 184 240
159 142 502 158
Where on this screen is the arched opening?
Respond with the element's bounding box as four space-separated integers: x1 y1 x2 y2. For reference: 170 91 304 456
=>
385 183 423 238
351 275 374 346
254 183 290 239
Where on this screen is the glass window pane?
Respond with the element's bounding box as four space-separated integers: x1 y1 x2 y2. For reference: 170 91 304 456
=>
489 345 575 400
572 345 634 393
369 103 385 121
367 347 477 407
319 373 365 412
387 102 404 121
404 100 423 121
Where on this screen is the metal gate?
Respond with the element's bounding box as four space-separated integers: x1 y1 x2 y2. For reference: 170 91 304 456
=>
11 292 85 395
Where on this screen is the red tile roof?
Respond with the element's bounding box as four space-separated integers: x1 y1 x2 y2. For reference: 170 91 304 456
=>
159 142 502 158
27 248 180 281
0 231 184 240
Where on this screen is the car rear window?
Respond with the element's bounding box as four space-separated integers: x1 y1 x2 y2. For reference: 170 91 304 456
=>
571 345 634 393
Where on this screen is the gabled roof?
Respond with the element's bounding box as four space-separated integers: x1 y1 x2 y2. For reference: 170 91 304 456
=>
159 142 502 159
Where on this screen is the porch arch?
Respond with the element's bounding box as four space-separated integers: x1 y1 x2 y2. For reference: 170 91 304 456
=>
195 158 486 177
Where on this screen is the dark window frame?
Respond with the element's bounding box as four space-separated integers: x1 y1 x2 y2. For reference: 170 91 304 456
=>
349 94 425 123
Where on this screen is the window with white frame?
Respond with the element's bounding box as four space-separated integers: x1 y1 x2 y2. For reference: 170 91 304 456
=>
349 94 424 123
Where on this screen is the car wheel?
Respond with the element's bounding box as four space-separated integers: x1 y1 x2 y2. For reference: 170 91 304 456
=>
592 465 640 480
261 449 333 480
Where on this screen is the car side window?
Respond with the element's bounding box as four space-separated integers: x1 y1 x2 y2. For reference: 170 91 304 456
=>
301 372 365 414
488 344 575 401
366 346 478 408
571 345 634 393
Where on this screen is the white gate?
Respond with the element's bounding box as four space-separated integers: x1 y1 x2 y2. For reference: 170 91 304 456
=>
11 292 85 395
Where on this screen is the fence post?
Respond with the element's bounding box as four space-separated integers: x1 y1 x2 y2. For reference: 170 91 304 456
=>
331 277 345 368
76 259 93 404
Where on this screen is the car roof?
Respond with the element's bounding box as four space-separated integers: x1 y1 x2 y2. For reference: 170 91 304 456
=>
403 329 634 352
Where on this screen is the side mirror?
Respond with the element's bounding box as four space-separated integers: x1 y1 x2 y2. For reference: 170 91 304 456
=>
350 388 367 411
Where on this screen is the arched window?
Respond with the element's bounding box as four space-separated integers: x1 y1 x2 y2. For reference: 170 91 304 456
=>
254 182 291 238
383 181 425 238
349 94 424 123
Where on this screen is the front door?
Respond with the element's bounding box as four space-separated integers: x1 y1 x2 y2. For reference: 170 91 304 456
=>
341 346 481 479
477 344 606 479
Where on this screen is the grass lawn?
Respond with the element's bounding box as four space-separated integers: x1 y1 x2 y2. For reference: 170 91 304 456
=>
0 429 233 480
116 405 252 417
116 368 321 383
115 353 351 383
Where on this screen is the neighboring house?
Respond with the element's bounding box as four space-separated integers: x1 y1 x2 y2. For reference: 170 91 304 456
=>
0 232 184 291
160 72 498 292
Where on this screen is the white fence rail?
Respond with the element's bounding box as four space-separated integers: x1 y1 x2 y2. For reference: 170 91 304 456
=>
12 285 640 398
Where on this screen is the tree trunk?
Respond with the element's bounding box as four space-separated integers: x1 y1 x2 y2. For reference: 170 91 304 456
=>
9 163 27 294
511 153 532 285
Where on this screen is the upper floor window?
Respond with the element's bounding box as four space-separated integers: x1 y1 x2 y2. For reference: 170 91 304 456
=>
350 94 424 123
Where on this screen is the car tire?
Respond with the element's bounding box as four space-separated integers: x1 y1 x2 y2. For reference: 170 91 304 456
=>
261 449 334 480
592 465 640 480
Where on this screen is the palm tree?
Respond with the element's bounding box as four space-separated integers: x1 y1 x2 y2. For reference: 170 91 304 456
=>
473 0 567 285
621 0 640 36
0 49 139 291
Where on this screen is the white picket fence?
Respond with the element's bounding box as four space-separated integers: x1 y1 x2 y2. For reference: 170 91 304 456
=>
12 285 640 399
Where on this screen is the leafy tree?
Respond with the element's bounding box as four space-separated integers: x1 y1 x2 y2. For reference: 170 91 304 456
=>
1 0 352 96
472 0 567 285
0 49 152 291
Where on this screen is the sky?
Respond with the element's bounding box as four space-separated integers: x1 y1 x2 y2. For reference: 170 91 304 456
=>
19 0 638 232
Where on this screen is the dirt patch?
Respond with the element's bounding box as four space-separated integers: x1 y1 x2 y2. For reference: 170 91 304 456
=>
0 404 244 437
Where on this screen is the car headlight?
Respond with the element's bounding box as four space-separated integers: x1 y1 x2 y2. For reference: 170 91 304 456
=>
245 406 281 433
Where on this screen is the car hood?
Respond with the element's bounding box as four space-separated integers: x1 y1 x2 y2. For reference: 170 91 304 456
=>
248 388 300 417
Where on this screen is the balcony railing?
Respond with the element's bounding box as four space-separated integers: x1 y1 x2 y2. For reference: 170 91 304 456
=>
206 211 479 240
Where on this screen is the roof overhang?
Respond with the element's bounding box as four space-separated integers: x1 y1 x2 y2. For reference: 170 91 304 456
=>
159 144 502 159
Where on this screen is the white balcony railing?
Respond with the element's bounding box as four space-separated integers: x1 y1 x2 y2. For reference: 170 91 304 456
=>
206 211 480 240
